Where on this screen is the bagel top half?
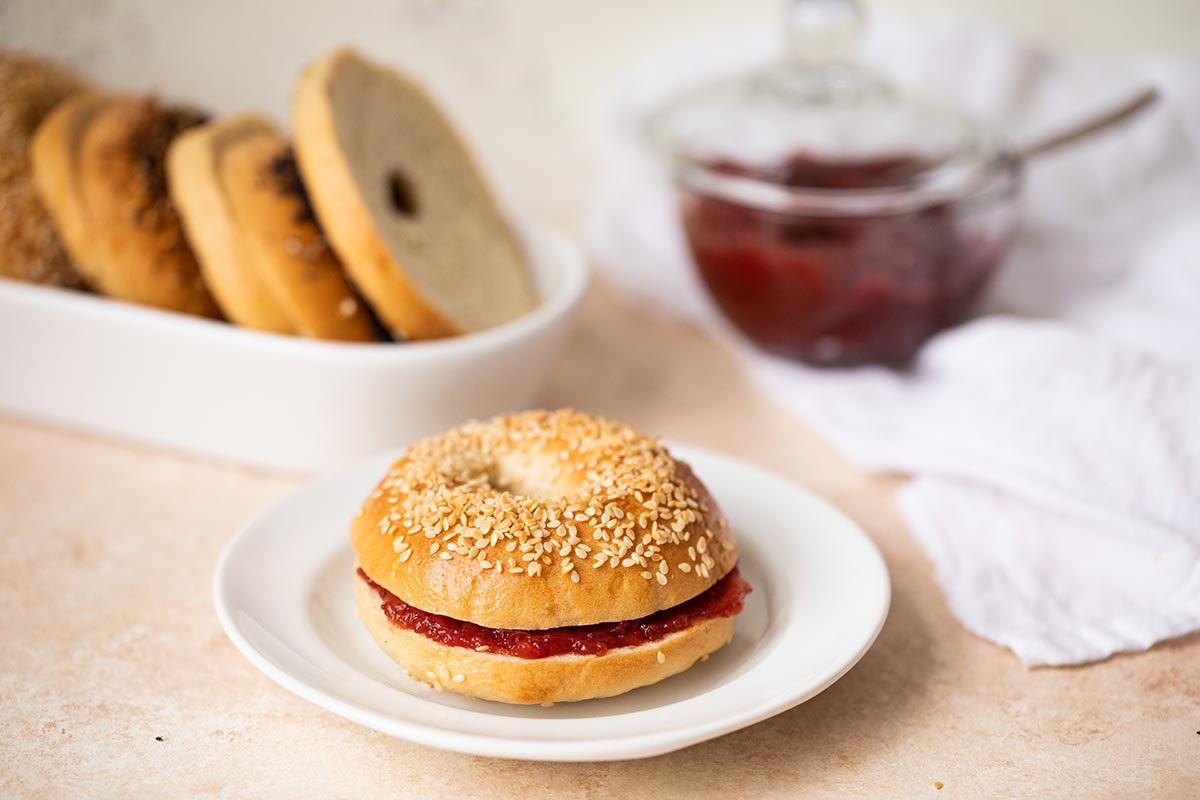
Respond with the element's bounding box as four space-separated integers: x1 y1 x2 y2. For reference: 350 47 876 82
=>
350 409 738 630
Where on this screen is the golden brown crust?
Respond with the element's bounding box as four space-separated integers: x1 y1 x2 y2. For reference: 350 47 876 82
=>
0 54 88 288
354 572 735 704
29 92 109 288
292 50 456 341
350 410 738 629
35 94 219 316
167 115 293 332
219 128 379 342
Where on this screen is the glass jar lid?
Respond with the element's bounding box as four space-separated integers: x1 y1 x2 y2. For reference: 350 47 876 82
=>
647 0 1013 214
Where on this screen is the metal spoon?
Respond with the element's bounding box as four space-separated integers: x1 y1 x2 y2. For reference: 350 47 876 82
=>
1013 87 1159 161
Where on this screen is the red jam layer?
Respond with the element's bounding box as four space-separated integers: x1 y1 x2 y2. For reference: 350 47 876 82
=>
358 567 751 659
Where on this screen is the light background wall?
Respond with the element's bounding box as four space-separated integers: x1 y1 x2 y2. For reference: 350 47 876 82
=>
2 0 1197 220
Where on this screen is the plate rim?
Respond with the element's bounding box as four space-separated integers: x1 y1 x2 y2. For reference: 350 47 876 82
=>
213 443 891 761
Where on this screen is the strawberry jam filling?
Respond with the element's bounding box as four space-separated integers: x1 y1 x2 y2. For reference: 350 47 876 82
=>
358 566 751 659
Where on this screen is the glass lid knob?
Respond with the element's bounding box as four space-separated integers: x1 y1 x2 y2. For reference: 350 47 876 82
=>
785 0 864 63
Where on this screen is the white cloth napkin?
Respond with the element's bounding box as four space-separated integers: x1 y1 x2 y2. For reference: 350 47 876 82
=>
585 19 1200 666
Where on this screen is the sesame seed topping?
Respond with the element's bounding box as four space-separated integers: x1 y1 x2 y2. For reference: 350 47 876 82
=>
656 651 665 663
360 410 731 585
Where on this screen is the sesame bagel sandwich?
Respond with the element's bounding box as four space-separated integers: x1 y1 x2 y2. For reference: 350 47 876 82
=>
350 409 751 705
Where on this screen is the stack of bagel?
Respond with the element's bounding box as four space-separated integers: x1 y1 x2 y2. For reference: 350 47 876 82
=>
0 49 537 342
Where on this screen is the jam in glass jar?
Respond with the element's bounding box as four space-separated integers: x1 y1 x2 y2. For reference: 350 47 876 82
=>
649 0 1020 367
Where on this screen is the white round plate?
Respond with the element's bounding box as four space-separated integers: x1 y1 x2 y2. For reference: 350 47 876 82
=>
213 443 890 761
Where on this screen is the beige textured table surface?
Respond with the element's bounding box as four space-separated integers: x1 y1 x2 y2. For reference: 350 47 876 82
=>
1 281 1196 799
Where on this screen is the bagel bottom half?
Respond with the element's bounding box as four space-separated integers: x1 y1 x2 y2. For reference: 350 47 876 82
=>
354 572 735 705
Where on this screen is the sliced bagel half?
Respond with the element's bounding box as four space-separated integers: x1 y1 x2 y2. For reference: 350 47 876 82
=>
32 94 219 316
168 115 293 333
27 91 107 288
219 125 380 341
0 53 89 288
292 48 537 341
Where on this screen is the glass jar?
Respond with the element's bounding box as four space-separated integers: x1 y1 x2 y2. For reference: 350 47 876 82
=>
648 0 1020 367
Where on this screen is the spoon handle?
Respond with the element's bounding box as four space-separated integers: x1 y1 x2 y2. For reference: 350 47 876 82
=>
1014 87 1159 161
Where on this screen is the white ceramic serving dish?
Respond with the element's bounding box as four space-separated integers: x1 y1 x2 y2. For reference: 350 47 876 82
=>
214 443 891 761
0 219 587 472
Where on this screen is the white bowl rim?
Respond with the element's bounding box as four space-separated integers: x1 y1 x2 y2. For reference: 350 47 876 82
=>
0 216 589 365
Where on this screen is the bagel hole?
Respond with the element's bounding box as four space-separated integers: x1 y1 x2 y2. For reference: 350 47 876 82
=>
486 468 549 500
484 454 573 501
386 169 419 217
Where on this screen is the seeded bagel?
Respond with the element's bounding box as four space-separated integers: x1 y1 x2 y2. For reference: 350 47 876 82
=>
350 409 738 631
31 94 219 316
0 53 88 288
292 48 538 340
